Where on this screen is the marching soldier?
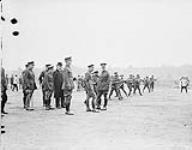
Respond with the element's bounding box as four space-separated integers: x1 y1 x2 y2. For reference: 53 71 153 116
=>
109 72 122 100
180 76 190 93
84 64 98 112
42 65 54 110
143 76 151 93
119 75 128 97
150 75 156 92
39 64 51 107
126 74 134 96
62 57 75 115
23 61 37 111
92 71 99 95
96 63 110 110
53 62 64 109
1 67 8 114
133 74 142 96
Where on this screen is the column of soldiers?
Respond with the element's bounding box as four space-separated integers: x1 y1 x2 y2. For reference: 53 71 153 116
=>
102 73 156 100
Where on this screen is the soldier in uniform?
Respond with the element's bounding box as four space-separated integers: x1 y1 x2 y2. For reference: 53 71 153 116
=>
21 63 29 108
119 75 128 97
92 70 99 95
1 67 8 114
96 63 110 110
42 65 54 110
77 75 81 91
143 76 151 93
39 64 51 107
150 75 156 92
84 64 99 112
62 57 75 115
133 74 142 96
180 76 190 93
23 61 37 111
109 72 122 100
125 74 134 96
53 62 64 109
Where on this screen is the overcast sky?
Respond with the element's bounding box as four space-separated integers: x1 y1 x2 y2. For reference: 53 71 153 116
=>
2 0 192 70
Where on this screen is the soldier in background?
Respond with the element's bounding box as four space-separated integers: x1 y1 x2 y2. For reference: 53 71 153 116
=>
39 64 51 107
1 67 8 114
180 76 190 93
53 62 64 109
23 61 37 111
143 76 151 93
109 72 122 100
126 74 134 96
92 70 99 95
84 64 98 112
10 74 14 90
12 74 19 92
62 57 75 115
150 75 156 92
119 75 128 98
96 63 110 110
43 65 55 110
77 75 82 91
133 74 142 96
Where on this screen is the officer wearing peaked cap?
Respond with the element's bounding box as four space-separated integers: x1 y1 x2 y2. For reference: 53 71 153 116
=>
84 64 99 113
62 57 75 115
42 65 54 110
39 64 51 107
23 61 37 110
96 63 110 110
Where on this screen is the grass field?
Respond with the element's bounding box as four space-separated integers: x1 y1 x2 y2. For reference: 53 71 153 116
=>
1 87 192 150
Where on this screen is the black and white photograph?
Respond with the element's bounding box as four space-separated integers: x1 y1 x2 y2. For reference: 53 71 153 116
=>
1 0 192 150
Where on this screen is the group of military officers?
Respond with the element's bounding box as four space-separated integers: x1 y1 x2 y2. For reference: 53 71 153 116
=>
21 57 74 115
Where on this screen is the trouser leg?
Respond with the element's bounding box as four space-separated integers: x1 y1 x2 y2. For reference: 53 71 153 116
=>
128 87 132 96
96 91 103 108
185 87 188 93
85 94 90 110
16 85 18 91
138 86 142 96
1 91 7 113
42 90 46 107
91 93 96 110
65 95 72 112
25 91 32 109
103 92 108 108
55 97 60 108
121 87 128 96
23 91 27 108
61 91 65 108
147 85 150 93
181 87 183 93
109 88 114 99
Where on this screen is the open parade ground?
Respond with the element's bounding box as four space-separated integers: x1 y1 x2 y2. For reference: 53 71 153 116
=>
1 87 192 150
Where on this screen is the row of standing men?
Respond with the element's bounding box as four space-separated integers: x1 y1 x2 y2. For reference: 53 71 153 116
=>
4 57 156 115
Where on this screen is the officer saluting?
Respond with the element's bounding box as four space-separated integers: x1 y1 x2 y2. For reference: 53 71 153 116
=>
96 63 110 110
62 57 75 115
